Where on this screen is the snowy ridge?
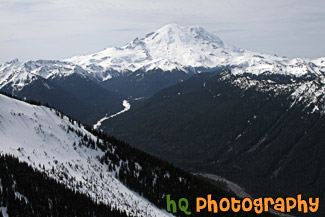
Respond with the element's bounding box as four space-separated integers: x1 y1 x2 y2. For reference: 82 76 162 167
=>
0 59 91 93
0 94 172 217
0 178 8 217
220 71 325 115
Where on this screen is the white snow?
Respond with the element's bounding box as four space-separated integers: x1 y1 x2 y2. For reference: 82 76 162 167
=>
43 82 52 90
133 97 145 101
0 60 90 93
15 192 29 203
0 207 8 217
93 100 131 129
0 94 170 217
227 71 325 114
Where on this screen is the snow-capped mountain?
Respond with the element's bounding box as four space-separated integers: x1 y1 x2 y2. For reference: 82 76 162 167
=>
0 93 172 217
0 23 324 119
66 24 324 80
1 24 324 88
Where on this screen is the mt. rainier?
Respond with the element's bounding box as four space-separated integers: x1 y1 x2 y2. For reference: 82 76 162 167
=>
2 24 324 86
0 24 324 123
65 23 324 79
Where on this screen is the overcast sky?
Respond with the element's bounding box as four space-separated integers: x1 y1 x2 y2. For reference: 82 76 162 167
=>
1 0 324 63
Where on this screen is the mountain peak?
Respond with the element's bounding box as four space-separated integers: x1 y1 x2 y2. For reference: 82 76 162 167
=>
65 24 235 76
63 24 324 79
3 24 322 86
149 23 225 47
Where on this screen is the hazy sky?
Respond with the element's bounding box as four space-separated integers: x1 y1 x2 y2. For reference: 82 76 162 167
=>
1 0 324 63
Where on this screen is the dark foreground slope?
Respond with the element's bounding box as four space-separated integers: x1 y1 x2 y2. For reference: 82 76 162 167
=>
0 155 128 217
102 71 325 216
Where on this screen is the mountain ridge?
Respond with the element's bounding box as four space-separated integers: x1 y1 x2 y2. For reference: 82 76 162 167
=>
1 24 324 122
1 24 324 88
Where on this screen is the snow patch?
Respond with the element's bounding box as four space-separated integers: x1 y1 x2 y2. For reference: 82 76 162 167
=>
43 82 52 90
15 192 29 203
0 207 8 217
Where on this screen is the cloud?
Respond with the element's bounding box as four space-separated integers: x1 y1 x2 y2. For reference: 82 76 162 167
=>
0 0 324 62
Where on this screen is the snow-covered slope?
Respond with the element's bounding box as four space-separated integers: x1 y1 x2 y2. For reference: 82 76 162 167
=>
0 93 171 217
